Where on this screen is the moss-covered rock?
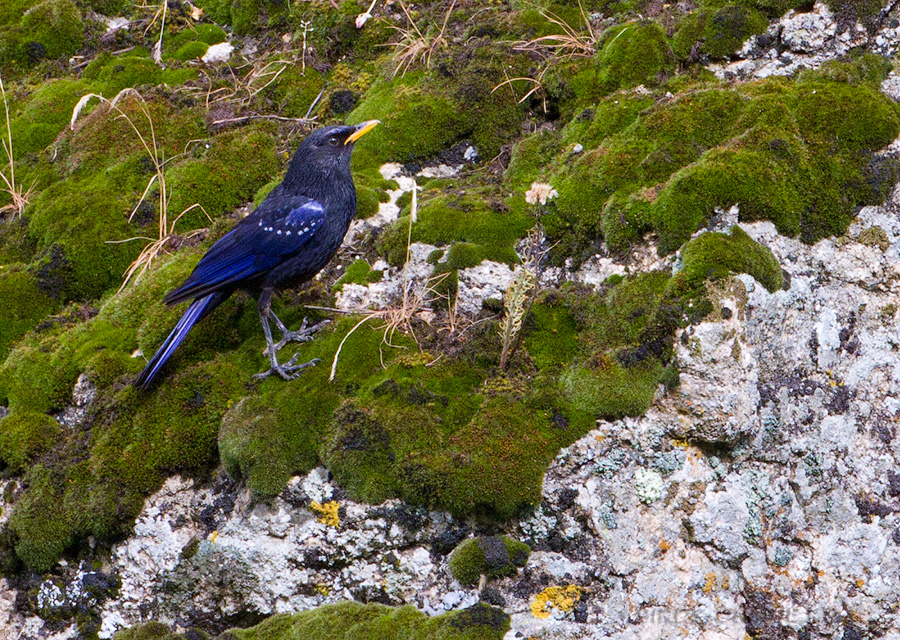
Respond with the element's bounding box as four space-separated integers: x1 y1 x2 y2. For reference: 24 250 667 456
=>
531 55 900 261
0 265 58 360
0 410 61 471
20 0 84 61
448 536 530 586
679 226 783 293
377 190 533 267
223 601 509 640
672 5 769 61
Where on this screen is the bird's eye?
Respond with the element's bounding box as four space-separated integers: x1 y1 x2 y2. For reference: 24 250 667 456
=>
327 136 339 146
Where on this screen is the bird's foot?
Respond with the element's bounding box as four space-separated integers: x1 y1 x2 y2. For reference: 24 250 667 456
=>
270 318 330 353
252 354 320 382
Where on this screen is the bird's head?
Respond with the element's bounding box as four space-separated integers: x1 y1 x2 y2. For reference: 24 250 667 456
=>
296 120 380 170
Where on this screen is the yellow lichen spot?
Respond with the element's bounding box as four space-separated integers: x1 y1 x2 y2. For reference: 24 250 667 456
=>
659 538 671 553
310 500 340 527
530 585 584 620
721 575 730 590
856 578 865 588
703 572 716 593
315 583 331 596
209 530 218 544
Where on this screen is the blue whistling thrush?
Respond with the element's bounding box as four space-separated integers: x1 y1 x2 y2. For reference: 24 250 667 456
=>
134 120 380 389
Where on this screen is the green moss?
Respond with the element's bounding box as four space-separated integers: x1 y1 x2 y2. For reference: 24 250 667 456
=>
0 410 61 471
8 465 73 571
349 75 470 165
20 0 83 60
219 397 292 500
562 360 661 418
0 266 58 360
9 78 98 154
378 192 533 267
524 294 579 370
333 259 382 291
225 601 509 640
824 0 884 28
172 41 209 62
504 129 563 192
672 5 768 61
167 127 280 225
27 177 140 301
95 55 197 94
113 621 202 640
448 536 530 586
256 65 327 120
542 56 900 260
593 21 675 93
322 401 400 503
165 23 227 58
349 44 529 164
680 226 783 292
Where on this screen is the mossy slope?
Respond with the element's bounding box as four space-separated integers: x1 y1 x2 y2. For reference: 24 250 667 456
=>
0 0 896 582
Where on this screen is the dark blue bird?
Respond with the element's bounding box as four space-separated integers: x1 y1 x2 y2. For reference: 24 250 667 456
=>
134 120 380 389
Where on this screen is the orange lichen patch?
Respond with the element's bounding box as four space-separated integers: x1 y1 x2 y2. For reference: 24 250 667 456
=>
703 572 717 593
659 538 671 552
531 585 585 619
310 500 341 528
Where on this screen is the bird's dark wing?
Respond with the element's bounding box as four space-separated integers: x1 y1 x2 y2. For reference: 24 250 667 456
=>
164 196 327 305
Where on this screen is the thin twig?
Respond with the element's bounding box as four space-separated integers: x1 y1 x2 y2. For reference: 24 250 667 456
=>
211 114 317 126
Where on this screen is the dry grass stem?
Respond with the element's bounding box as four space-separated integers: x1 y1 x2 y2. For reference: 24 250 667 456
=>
71 89 208 292
0 74 35 218
386 0 456 77
329 177 455 380
512 3 596 59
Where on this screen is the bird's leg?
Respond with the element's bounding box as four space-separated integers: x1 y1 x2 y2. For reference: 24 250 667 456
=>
252 288 319 382
269 310 330 352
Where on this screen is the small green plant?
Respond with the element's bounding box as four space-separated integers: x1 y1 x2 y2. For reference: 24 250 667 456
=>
0 74 35 218
498 228 543 371
70 88 208 292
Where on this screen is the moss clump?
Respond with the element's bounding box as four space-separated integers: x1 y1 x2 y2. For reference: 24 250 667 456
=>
224 601 509 640
561 360 662 418
219 398 292 500
0 411 61 471
348 75 470 165
172 41 209 62
166 126 280 226
679 226 783 292
593 22 676 93
448 536 531 586
672 5 769 61
378 191 533 267
113 621 204 640
349 44 530 164
540 55 900 260
20 0 83 61
0 266 58 360
332 259 383 291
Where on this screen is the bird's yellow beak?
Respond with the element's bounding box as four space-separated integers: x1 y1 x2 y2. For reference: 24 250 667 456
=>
345 120 380 145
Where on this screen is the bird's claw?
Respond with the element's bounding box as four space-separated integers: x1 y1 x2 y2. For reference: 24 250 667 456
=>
269 318 331 353
252 356 320 382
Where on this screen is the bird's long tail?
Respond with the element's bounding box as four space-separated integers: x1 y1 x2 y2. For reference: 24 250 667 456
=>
134 292 223 390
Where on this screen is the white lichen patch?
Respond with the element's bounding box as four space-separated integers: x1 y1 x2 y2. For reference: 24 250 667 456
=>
634 468 665 504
